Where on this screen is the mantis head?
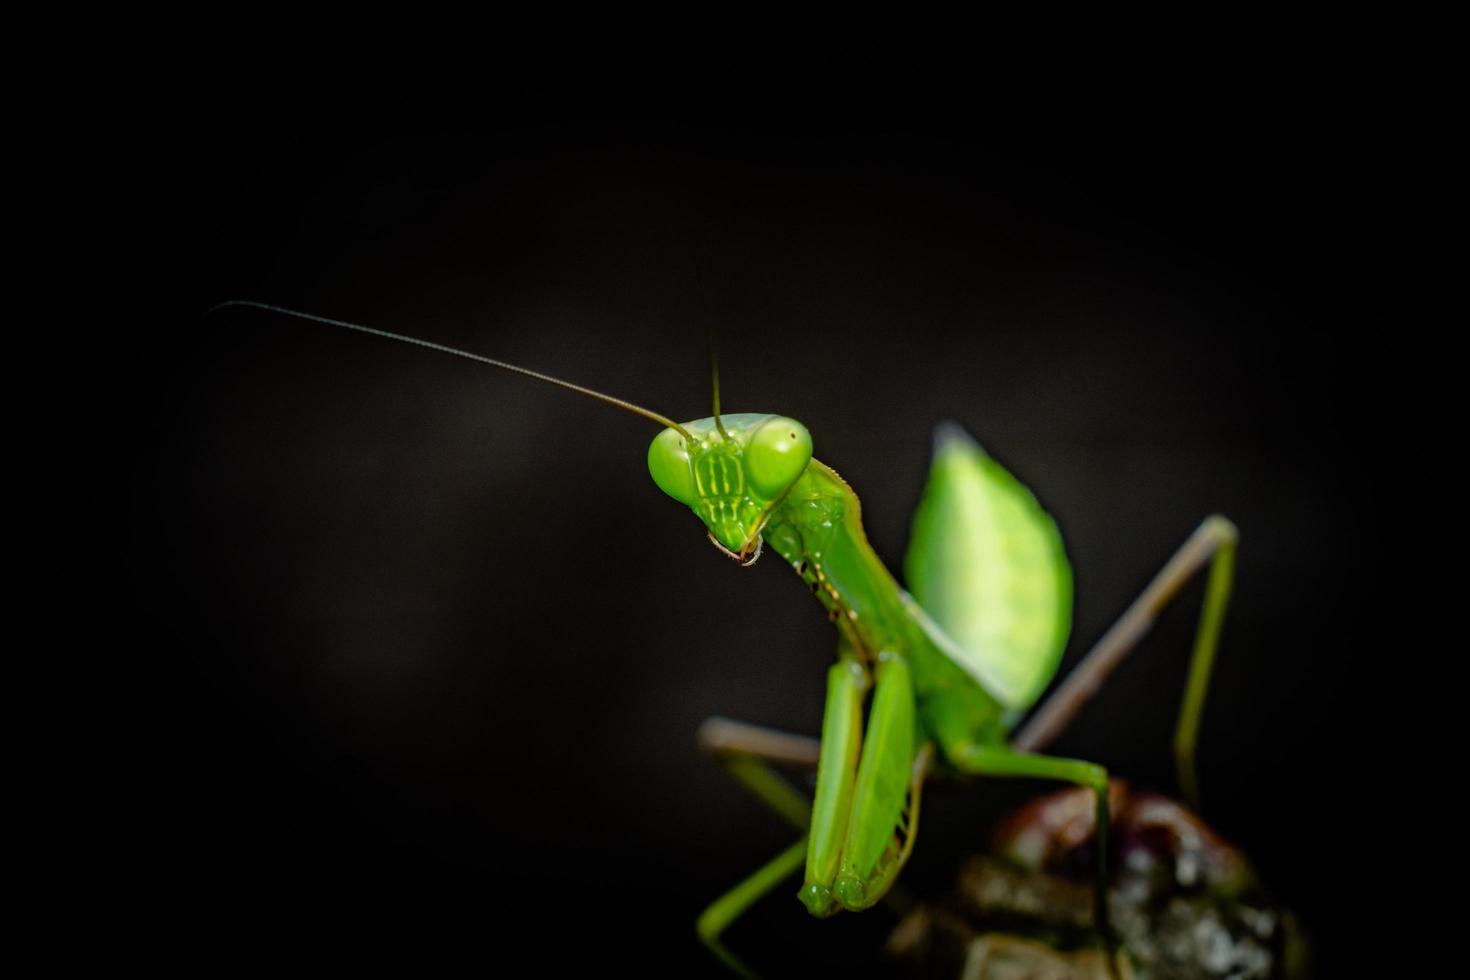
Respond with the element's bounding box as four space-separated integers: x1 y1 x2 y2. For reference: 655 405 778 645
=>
647 413 812 564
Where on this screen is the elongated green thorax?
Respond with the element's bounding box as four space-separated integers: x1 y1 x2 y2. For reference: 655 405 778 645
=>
760 458 1010 750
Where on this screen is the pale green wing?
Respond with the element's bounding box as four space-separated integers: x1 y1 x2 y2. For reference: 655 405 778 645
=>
903 423 1072 715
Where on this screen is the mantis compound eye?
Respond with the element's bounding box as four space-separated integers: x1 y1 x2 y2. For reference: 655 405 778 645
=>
744 416 812 499
647 428 695 505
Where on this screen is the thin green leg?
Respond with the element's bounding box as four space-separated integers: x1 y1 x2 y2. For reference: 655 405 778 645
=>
694 717 820 977
1173 520 1235 810
1013 515 1238 810
697 716 819 832
951 743 1114 958
696 837 809 980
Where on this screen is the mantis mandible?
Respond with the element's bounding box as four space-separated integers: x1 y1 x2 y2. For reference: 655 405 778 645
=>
219 301 1237 978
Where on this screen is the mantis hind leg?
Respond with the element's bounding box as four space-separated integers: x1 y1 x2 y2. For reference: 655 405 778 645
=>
1012 515 1237 810
693 718 821 976
697 717 819 832
949 743 1116 966
695 838 809 980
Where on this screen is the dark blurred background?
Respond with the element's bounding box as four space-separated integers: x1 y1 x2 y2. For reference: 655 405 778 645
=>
53 56 1400 975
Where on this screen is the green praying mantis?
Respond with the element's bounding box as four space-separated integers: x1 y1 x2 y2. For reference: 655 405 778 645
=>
219 301 1237 977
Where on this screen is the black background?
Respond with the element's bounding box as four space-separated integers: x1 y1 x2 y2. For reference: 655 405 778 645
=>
52 52 1402 975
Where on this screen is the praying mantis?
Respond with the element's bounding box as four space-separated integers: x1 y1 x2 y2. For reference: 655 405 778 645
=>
216 302 1238 978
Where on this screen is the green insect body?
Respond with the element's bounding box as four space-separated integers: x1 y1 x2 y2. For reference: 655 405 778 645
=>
649 413 1076 920
220 304 1235 979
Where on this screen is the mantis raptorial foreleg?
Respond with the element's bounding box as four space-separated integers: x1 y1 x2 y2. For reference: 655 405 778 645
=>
1011 515 1238 809
693 696 844 977
695 651 930 975
800 658 868 913
697 717 924 912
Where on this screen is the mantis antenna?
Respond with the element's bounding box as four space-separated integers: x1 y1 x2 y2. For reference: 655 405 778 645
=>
206 301 694 440
709 334 730 441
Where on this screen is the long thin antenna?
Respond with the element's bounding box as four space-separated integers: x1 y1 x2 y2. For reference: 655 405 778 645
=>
208 301 692 439
709 332 730 440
